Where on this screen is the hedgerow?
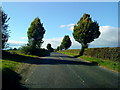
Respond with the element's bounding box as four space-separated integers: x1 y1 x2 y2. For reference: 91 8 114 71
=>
84 47 120 62
61 47 120 62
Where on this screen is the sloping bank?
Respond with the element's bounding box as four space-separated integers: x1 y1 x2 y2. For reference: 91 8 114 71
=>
58 47 120 72
1 50 45 89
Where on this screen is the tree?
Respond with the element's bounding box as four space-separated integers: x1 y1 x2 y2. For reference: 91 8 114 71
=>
1 10 10 49
60 35 72 50
46 43 54 52
27 17 45 49
46 43 51 50
13 48 17 50
56 46 60 51
73 14 100 57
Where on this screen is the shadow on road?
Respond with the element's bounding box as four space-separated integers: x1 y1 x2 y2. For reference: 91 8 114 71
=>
27 58 96 66
49 55 76 58
2 51 97 66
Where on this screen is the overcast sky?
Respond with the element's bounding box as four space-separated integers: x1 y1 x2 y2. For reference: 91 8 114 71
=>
2 2 119 49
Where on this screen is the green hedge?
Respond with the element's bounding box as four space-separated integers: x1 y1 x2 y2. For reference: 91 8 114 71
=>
84 47 120 62
20 46 50 56
61 47 120 62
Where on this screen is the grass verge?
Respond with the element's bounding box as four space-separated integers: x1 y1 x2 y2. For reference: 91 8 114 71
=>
1 50 38 89
58 51 120 72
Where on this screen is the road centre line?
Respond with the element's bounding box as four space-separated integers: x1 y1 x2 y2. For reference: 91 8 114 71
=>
58 56 86 86
66 65 89 87
25 79 29 82
59 57 63 60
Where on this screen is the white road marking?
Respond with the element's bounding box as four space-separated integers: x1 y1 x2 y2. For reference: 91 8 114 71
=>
59 57 63 60
25 79 29 82
66 65 88 87
58 56 86 85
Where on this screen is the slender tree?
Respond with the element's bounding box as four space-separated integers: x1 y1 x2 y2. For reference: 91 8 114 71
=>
73 14 100 57
1 10 10 49
27 17 45 49
61 35 72 50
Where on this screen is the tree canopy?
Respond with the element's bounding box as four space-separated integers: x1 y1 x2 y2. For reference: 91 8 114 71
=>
73 14 100 56
60 35 72 50
1 10 10 49
27 17 45 49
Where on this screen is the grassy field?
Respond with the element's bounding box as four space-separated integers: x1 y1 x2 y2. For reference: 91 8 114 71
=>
58 50 120 72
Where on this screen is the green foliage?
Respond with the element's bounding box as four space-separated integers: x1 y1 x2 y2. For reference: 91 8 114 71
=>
60 35 72 50
1 10 10 49
73 14 100 56
20 46 50 56
19 46 33 54
46 43 54 52
27 17 45 48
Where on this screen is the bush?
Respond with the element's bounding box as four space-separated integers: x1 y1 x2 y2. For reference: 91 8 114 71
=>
20 46 50 56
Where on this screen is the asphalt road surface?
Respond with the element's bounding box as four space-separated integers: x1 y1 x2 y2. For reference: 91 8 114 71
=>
22 52 119 88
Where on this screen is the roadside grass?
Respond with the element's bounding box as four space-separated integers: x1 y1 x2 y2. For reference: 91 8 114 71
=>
1 58 26 89
80 56 120 72
7 50 38 57
2 50 38 63
1 50 37 89
2 50 39 71
2 59 21 70
58 51 120 72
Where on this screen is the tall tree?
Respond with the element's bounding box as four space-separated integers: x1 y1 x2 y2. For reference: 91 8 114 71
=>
73 14 100 57
61 35 72 50
46 43 54 52
27 17 45 49
1 10 10 49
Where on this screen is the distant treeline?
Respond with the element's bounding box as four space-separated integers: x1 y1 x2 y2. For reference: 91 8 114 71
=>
63 47 120 62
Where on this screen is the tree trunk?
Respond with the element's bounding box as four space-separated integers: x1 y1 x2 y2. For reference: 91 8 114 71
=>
74 45 85 58
79 46 85 56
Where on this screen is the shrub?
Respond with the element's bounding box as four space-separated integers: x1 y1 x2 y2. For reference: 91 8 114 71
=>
20 46 50 56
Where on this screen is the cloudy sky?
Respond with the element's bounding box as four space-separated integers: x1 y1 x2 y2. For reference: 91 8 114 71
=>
2 2 118 49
